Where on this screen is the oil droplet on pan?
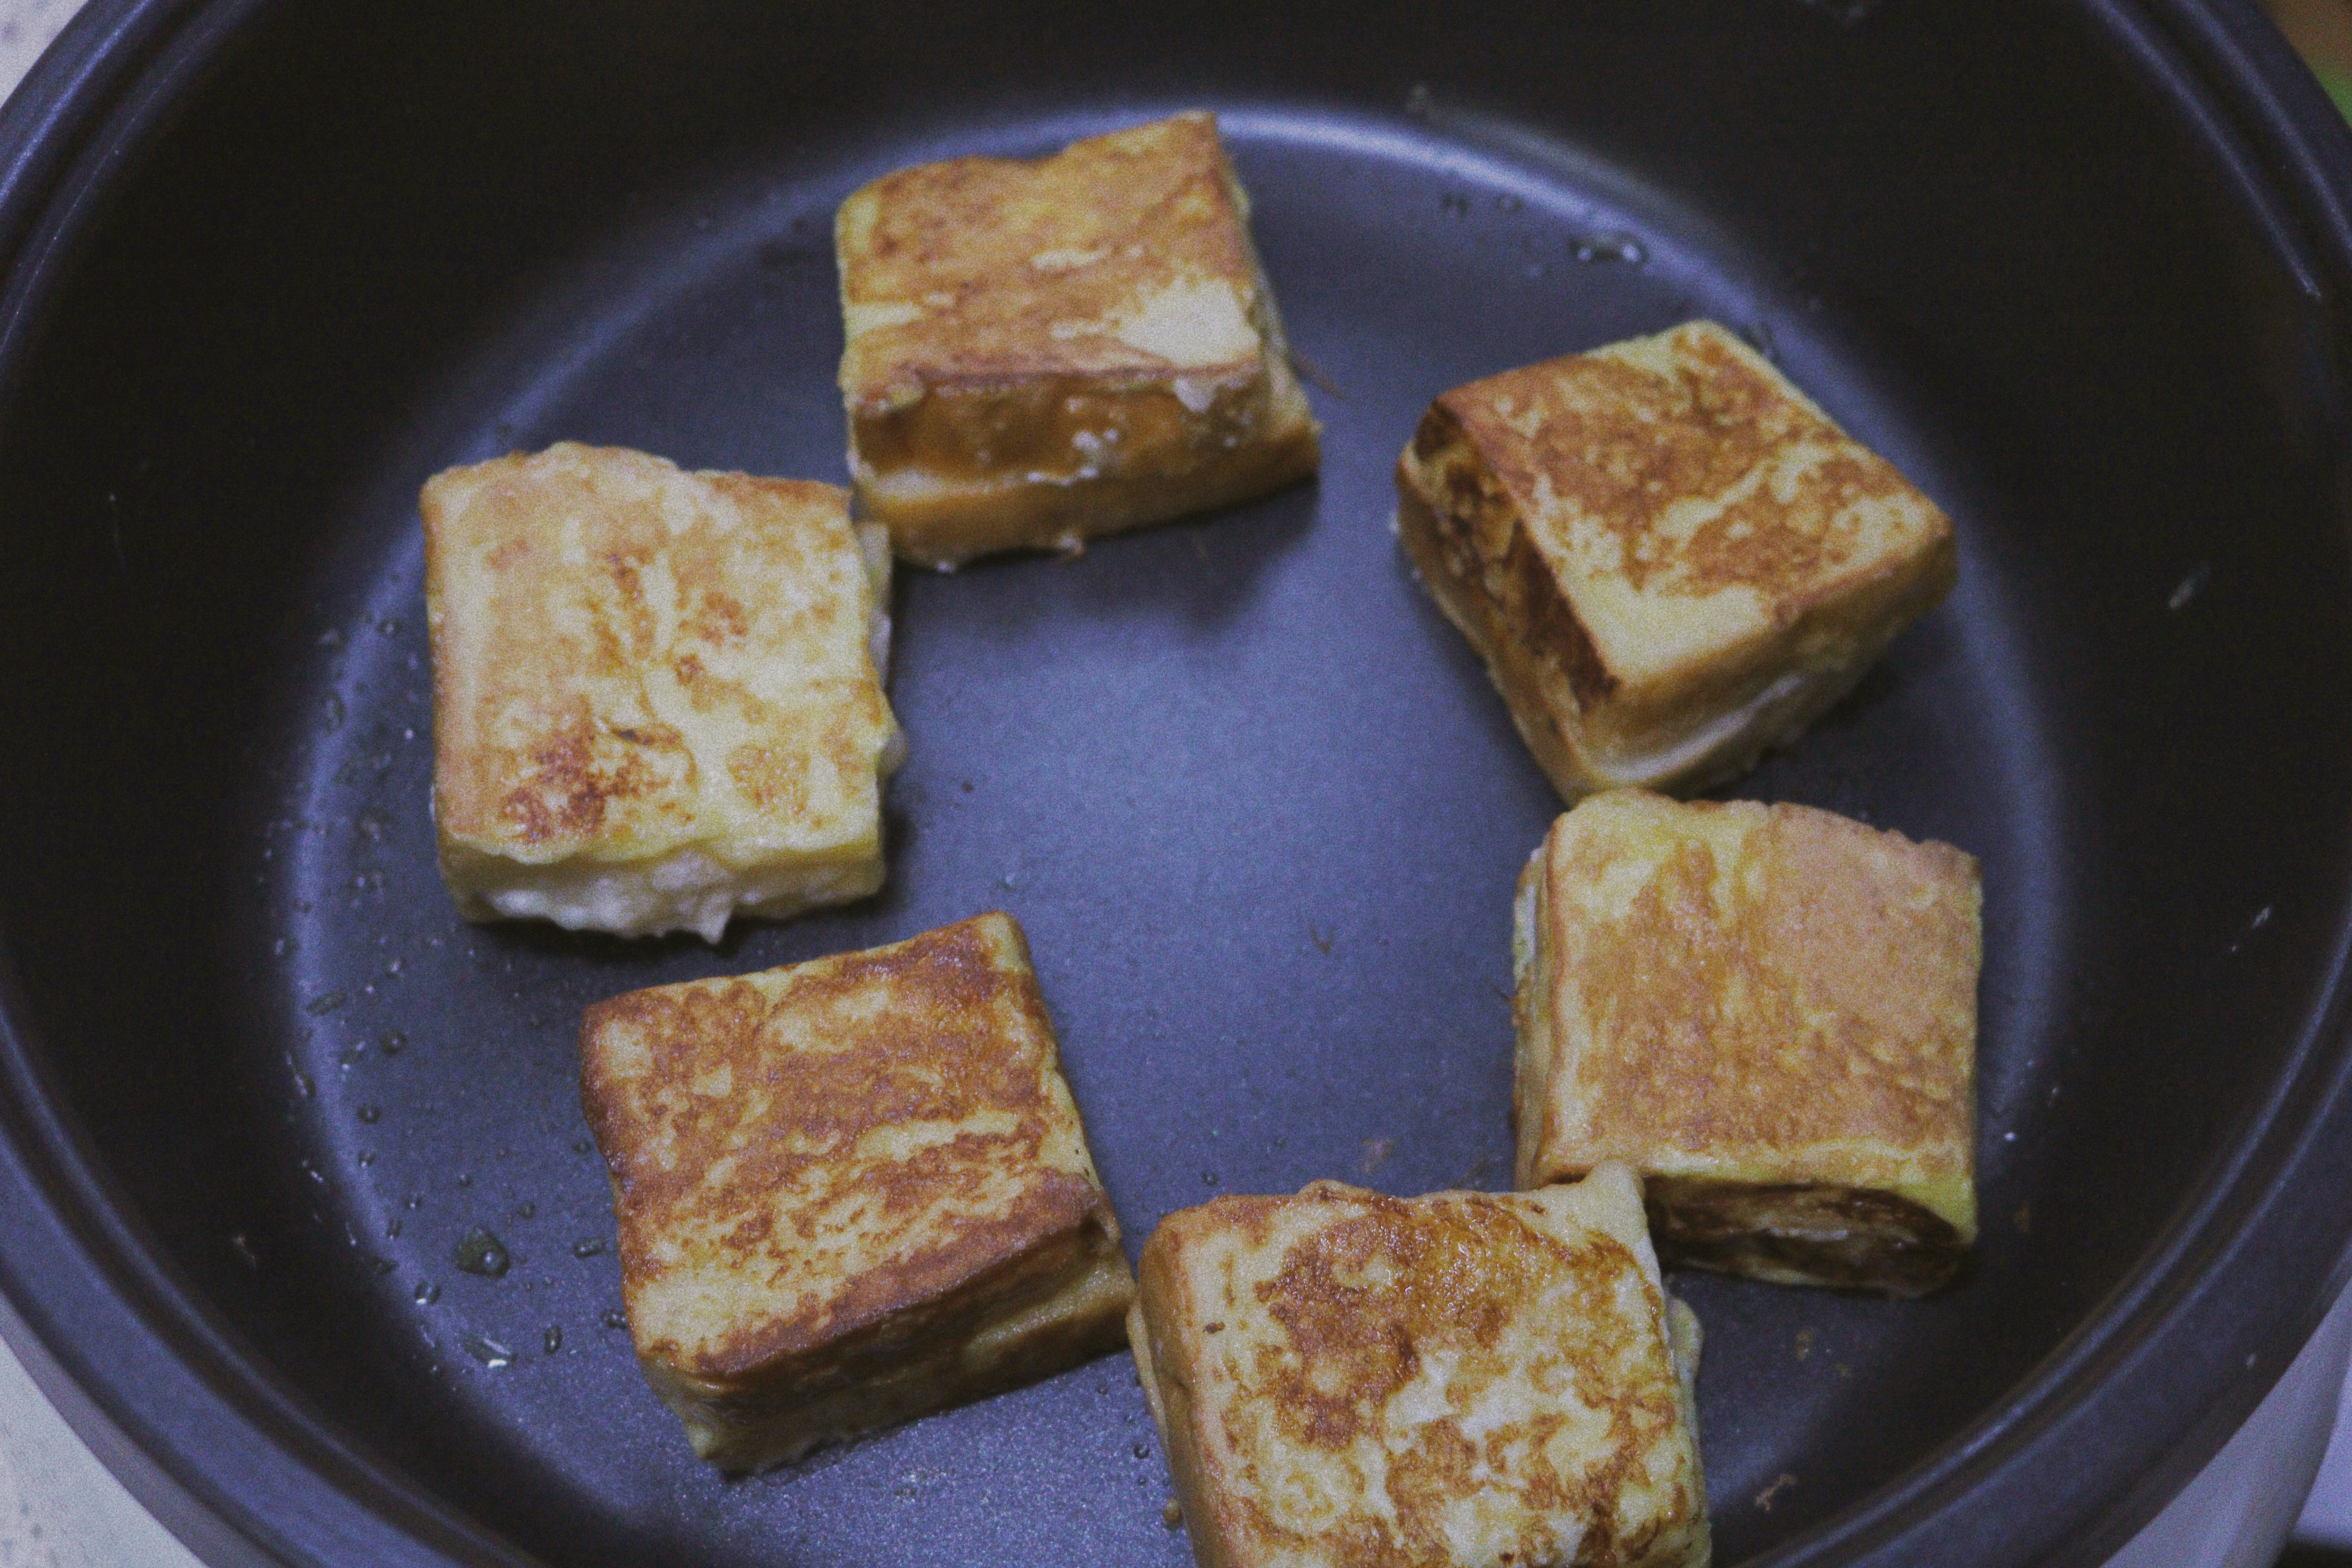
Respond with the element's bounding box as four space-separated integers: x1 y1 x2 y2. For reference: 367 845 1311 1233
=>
453 1227 510 1278
462 1334 513 1370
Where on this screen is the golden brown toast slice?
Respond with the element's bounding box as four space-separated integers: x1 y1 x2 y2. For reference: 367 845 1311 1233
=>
1515 790 1980 1294
424 442 901 940
837 111 1320 567
579 912 1133 1472
1128 1167 1708 1568
1396 321 1954 801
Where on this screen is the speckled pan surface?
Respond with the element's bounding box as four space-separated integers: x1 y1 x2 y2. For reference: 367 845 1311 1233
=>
0 3 2349 1567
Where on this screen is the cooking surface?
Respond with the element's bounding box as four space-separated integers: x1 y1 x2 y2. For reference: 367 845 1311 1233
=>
2 4 2350 1566
127 107 2067 1567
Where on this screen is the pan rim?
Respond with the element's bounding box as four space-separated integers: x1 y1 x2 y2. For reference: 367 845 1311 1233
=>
0 2 2347 1565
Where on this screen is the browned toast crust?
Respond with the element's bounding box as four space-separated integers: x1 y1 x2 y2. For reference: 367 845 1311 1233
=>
838 113 1319 565
1396 322 1954 800
423 443 898 938
1130 1173 1708 1568
582 913 1133 1469
1516 792 1980 1294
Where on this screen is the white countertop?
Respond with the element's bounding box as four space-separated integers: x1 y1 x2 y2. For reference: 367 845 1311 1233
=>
0 1323 197 1568
0 4 2347 1565
2307 1386 2352 1551
0 0 73 103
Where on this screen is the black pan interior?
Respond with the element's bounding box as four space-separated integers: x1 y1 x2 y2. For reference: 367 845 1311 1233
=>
1 2 2349 1565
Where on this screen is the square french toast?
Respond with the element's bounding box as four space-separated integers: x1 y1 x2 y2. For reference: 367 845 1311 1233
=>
1129 1166 1708 1568
836 111 1321 567
1515 790 1980 1295
1396 320 1955 801
424 443 902 941
579 912 1134 1473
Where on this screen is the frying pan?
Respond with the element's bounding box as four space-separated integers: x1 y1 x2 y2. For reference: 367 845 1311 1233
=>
2 1 2350 1564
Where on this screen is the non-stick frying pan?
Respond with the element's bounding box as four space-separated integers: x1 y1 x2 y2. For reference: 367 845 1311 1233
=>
2 1 2350 1564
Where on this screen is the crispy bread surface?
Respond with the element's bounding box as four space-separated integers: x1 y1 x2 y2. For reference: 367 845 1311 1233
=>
1129 1167 1708 1568
1515 791 1979 1293
580 912 1132 1470
837 111 1319 565
424 443 900 939
1396 320 1953 800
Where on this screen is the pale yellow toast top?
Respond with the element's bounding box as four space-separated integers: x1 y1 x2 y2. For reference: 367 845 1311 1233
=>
1516 791 1979 1237
579 913 1118 1384
1131 1168 1707 1568
1425 320 1951 701
424 443 897 873
838 112 1272 410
